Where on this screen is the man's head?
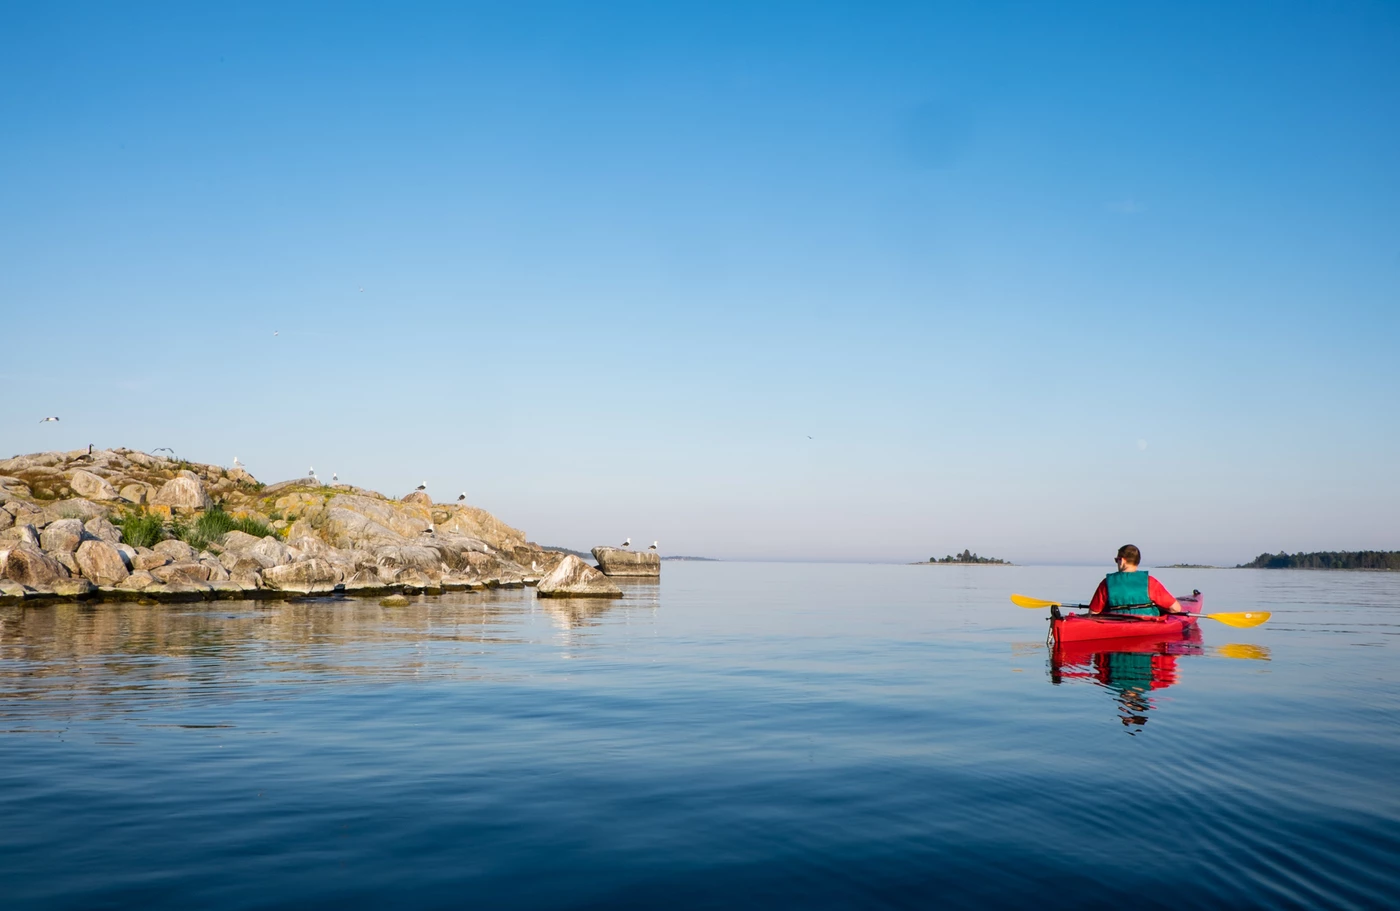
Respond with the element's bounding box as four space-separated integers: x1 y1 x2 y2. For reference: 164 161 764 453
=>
1115 544 1141 570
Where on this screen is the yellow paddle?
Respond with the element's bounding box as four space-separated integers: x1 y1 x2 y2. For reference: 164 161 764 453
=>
1009 594 1271 629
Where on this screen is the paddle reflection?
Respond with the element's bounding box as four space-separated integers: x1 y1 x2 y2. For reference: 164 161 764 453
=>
1049 627 1205 733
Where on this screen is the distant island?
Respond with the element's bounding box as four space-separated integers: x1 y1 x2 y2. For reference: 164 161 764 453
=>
921 550 1011 565
1159 564 1218 569
1238 551 1400 570
661 555 718 562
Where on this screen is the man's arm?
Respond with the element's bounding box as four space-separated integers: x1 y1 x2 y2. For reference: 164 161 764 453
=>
1148 576 1183 614
1087 579 1109 614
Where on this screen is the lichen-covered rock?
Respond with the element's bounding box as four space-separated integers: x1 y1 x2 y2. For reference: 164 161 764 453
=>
42 499 107 523
84 516 123 545
402 490 432 507
151 562 212 583
536 554 623 599
74 539 131 586
592 546 661 577
1 544 71 587
249 537 293 568
150 473 212 511
3 524 41 547
218 530 264 552
153 539 198 563
41 519 90 554
131 549 171 571
70 469 119 501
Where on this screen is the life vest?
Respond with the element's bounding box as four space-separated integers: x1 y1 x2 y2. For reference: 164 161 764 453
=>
1104 570 1157 616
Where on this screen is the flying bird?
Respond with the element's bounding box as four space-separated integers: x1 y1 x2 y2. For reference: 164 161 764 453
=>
358 286 364 293
39 416 59 423
648 541 658 551
273 330 279 337
621 538 631 548
153 447 174 455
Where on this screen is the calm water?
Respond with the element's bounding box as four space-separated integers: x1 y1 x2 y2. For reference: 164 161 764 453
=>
1 563 1397 909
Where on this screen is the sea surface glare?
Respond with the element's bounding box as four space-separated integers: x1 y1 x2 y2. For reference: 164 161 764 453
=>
1 563 1397 909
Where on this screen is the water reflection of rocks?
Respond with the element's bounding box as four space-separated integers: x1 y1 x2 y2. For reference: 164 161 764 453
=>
0 593 538 715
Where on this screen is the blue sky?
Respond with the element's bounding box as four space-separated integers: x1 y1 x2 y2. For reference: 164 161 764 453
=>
2 1 1397 563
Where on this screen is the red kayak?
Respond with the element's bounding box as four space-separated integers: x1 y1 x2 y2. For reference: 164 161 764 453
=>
1050 591 1203 644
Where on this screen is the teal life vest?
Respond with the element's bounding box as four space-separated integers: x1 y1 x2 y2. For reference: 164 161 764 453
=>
1104 570 1157 616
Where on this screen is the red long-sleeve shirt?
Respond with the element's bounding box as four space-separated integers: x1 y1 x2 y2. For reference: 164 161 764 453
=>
1087 575 1177 614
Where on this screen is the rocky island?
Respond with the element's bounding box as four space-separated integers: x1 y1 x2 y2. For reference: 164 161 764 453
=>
0 447 621 605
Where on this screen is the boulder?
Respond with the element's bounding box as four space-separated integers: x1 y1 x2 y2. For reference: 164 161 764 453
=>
118 484 148 505
84 516 123 545
153 539 198 563
53 551 81 576
1 544 71 587
0 510 12 531
74 539 131 586
51 578 97 598
4 524 41 547
536 555 624 599
150 473 212 510
131 549 172 571
152 562 212 583
70 469 119 501
0 579 28 599
591 546 661 577
262 558 340 592
402 490 432 507
41 519 90 554
218 530 264 552
249 537 293 568
43 499 107 523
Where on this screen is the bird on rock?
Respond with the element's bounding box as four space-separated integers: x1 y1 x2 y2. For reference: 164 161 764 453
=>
457 492 466 501
416 482 427 491
649 541 658 551
233 456 242 468
308 467 316 478
621 538 631 548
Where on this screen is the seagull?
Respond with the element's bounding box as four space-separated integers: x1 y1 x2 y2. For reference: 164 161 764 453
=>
648 541 658 551
39 416 60 423
153 447 174 455
425 524 435 535
621 538 631 548
233 456 242 468
457 492 466 501
273 330 279 337
532 560 539 572
416 481 427 491
332 472 338 482
358 286 364 293
308 466 316 478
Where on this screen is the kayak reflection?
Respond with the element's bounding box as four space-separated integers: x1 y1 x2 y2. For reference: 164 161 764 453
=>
1049 627 1205 731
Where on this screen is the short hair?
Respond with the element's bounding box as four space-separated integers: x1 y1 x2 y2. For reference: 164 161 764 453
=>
1117 544 1141 566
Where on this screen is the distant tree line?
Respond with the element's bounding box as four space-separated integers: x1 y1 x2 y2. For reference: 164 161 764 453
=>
1238 551 1400 570
931 550 1009 565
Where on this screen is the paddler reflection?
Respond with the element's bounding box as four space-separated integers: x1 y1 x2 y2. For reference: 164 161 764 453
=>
1049 627 1205 730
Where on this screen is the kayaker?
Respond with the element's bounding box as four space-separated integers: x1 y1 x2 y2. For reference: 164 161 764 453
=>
1087 544 1186 617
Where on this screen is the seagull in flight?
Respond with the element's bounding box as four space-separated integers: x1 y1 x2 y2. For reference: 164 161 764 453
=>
273 330 279 337
358 286 364 293
153 447 174 456
39 416 60 423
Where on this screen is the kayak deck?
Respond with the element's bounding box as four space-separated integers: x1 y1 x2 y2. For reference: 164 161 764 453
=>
1050 591 1203 644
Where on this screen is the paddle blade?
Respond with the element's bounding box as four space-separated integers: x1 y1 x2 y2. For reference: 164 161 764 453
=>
1011 594 1061 609
1204 611 1271 628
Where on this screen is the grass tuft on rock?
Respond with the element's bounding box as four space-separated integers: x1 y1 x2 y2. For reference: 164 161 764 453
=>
177 507 275 550
116 511 166 548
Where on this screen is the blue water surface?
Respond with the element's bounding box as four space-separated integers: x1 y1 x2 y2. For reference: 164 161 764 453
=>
1 563 1397 909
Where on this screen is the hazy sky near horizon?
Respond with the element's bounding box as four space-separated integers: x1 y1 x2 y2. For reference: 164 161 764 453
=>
3 2 1398 564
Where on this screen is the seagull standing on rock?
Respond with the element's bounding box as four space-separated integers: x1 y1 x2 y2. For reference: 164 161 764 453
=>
649 541 658 551
621 538 631 549
233 456 242 468
416 482 427 491
457 492 466 501
332 472 338 482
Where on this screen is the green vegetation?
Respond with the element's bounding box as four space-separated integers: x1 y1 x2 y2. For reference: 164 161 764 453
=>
177 507 275 551
1238 551 1400 570
116 511 165 548
930 550 1010 565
